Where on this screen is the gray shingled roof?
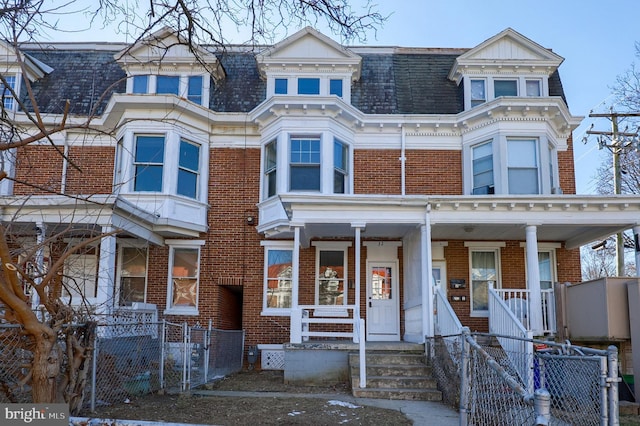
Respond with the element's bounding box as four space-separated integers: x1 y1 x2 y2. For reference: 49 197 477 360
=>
19 47 567 116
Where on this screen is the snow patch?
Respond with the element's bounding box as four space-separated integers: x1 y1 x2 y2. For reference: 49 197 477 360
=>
327 400 361 409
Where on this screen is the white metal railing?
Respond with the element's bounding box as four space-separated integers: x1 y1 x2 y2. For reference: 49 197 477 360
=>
290 305 366 388
488 287 534 390
493 288 556 335
434 285 463 336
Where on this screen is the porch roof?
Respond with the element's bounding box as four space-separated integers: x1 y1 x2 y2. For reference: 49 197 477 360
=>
258 194 640 249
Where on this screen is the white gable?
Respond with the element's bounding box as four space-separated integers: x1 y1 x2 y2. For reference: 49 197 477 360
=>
257 27 361 80
449 28 564 83
0 40 52 81
115 27 224 80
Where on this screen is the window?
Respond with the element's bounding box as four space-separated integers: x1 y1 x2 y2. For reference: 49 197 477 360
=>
264 140 277 198
316 249 347 306
264 246 293 312
275 78 288 94
188 75 203 104
333 139 348 194
167 246 200 313
134 135 165 192
118 246 148 306
63 253 98 303
290 137 321 191
538 251 554 290
1 75 16 110
156 75 180 95
508 139 539 194
470 79 486 107
494 80 518 97
526 79 541 97
330 79 343 97
548 144 555 192
132 75 148 94
298 78 320 95
472 141 494 194
470 249 500 316
177 139 200 198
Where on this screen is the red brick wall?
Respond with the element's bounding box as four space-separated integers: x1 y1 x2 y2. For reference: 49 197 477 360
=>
14 146 64 194
405 150 463 195
558 135 576 194
354 150 402 194
66 146 114 194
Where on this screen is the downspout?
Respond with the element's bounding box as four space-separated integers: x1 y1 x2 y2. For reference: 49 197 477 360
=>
400 125 406 196
61 137 69 194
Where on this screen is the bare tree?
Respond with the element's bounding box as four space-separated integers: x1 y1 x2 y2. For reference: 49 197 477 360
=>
0 0 385 411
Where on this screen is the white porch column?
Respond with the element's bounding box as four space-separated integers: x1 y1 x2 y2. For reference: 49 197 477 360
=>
290 224 302 343
633 225 640 277
525 225 543 334
351 223 365 319
96 227 117 316
31 222 46 311
421 205 434 340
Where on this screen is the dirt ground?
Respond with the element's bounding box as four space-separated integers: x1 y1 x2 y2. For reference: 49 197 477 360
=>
82 369 413 425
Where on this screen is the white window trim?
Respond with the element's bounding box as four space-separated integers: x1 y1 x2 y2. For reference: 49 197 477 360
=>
164 239 205 316
312 241 351 310
266 74 352 103
117 126 208 201
261 240 294 316
465 242 504 317
126 73 210 107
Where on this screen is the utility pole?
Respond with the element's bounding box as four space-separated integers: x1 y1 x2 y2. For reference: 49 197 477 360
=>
586 111 640 276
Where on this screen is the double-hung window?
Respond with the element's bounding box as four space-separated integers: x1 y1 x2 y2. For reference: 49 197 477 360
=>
177 139 200 199
1 75 16 110
472 141 494 194
166 241 203 315
290 137 321 191
134 135 165 192
507 138 539 194
118 246 148 306
63 252 98 303
470 79 486 107
314 242 350 307
263 242 293 313
187 76 203 104
333 139 348 194
264 140 277 198
468 246 501 316
526 79 541 97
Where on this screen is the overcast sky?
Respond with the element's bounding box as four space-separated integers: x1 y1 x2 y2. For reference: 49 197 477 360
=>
47 0 640 194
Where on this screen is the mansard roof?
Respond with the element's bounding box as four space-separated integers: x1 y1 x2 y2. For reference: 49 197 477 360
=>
19 37 568 116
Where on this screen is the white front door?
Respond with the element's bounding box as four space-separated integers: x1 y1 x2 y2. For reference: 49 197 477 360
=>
366 261 400 341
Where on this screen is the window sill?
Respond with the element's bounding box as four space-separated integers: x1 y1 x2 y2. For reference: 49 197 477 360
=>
164 307 199 316
470 311 489 318
261 309 291 317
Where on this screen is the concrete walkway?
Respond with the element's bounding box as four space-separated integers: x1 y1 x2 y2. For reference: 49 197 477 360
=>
193 390 460 425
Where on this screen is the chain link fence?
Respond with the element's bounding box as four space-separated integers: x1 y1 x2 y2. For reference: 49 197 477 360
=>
429 329 619 426
0 320 244 411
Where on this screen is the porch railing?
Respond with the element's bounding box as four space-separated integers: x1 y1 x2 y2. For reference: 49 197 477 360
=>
492 288 556 334
488 287 534 390
434 285 463 336
290 305 366 388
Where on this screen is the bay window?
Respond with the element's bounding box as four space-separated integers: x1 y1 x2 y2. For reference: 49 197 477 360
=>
134 135 165 192
156 75 180 95
494 79 518 97
177 139 200 199
298 78 320 95
472 141 494 194
290 137 321 191
507 138 539 194
187 75 203 104
128 73 208 106
264 140 277 198
334 139 348 194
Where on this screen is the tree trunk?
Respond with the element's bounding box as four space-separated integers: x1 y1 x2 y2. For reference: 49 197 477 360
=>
31 335 61 403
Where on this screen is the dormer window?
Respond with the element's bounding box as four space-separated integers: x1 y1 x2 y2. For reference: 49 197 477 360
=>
127 74 209 106
526 79 541 97
297 78 320 95
275 78 288 94
330 79 343 97
494 79 517 97
470 79 486 107
1 74 17 110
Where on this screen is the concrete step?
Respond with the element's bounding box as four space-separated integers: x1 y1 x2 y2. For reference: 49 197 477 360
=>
349 352 426 366
351 375 438 389
352 386 443 401
351 363 432 377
